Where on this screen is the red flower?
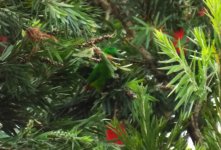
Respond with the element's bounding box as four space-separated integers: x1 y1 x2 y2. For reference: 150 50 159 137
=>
172 28 185 54
173 28 184 40
0 36 8 53
105 123 125 145
198 7 206 17
0 36 8 43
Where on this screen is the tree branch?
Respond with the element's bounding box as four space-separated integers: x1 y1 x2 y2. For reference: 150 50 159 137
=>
187 101 203 144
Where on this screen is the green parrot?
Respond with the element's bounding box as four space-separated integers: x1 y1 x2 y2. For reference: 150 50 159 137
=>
87 48 118 90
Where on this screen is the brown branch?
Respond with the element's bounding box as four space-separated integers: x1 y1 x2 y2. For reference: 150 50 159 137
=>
80 33 114 48
94 0 134 37
109 2 134 37
38 56 64 67
125 39 168 82
135 48 168 82
187 101 204 144
17 54 64 67
94 0 112 20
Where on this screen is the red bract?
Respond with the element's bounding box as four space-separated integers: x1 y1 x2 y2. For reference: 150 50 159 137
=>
172 28 185 54
198 7 206 17
173 28 184 40
105 123 125 145
0 36 8 42
0 36 8 52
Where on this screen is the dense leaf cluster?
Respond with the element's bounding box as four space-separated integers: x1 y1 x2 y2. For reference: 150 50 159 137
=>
0 0 220 150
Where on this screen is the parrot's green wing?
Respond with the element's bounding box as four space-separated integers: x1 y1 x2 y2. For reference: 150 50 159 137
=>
87 52 117 90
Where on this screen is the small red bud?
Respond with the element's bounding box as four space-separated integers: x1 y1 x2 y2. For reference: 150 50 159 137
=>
0 36 8 53
198 7 206 17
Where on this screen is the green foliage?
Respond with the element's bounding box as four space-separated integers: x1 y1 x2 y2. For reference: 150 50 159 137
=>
0 0 221 149
131 15 171 49
0 8 22 36
154 26 217 111
204 0 221 37
107 80 187 150
0 120 95 149
32 0 98 36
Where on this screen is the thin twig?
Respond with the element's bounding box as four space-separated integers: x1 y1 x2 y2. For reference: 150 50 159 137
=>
80 33 114 48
